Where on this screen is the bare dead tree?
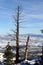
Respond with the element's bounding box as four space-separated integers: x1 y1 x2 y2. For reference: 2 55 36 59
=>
8 5 30 63
25 36 29 60
11 5 22 63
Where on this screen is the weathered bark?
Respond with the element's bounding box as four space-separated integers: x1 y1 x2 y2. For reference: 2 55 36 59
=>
25 36 29 60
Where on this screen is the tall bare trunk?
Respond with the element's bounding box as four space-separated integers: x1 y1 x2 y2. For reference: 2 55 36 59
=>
16 6 20 62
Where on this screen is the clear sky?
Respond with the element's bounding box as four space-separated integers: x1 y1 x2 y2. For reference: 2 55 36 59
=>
0 0 43 35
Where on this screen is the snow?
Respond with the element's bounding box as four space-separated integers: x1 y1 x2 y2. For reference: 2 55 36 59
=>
24 59 35 64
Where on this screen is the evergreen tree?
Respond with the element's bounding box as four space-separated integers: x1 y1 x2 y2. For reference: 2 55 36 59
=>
4 42 14 65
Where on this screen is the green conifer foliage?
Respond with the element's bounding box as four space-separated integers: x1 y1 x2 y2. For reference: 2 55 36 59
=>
4 42 14 65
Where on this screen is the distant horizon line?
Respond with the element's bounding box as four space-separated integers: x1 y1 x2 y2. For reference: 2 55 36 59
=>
0 33 43 36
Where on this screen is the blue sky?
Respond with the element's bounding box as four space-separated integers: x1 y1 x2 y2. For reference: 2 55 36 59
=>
0 0 43 35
